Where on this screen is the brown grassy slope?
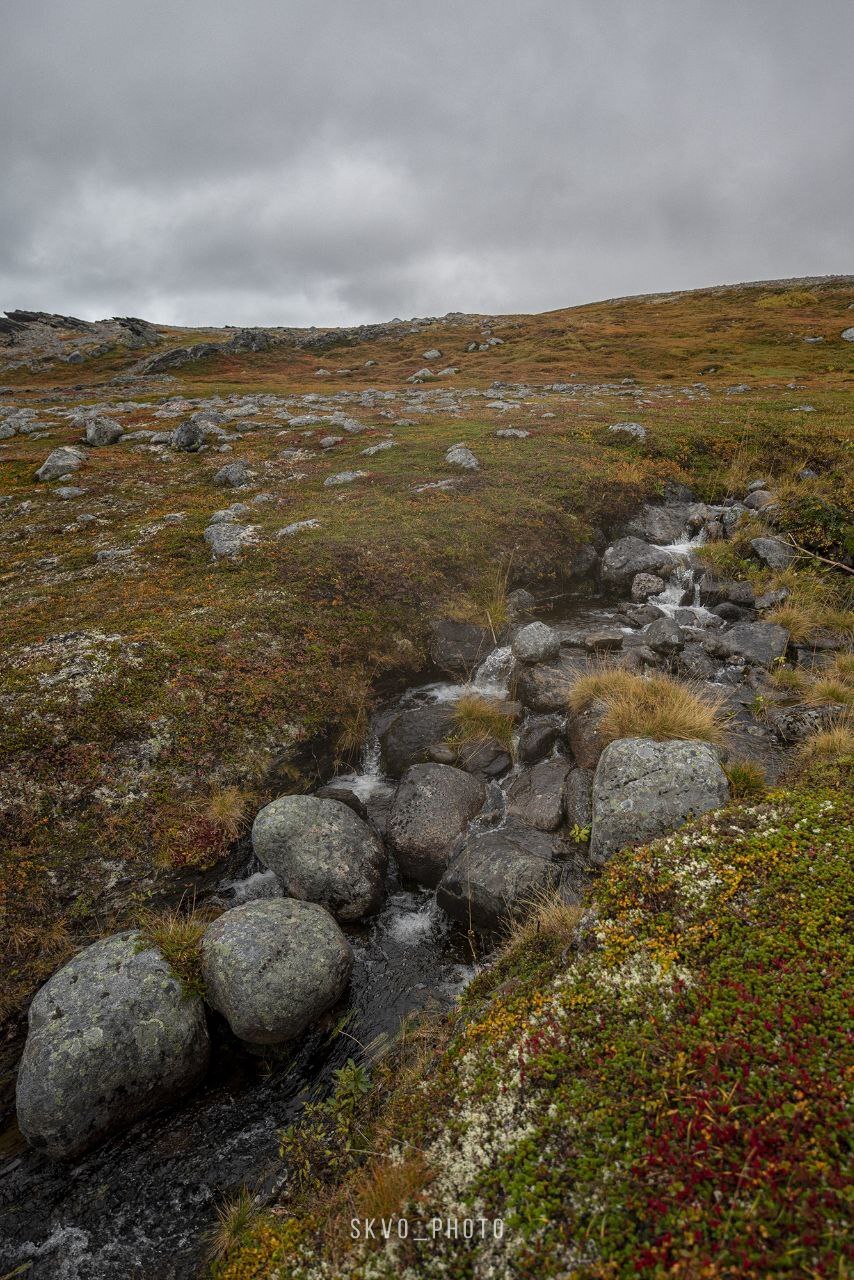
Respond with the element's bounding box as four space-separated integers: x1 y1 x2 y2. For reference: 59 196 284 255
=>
0 277 852 1041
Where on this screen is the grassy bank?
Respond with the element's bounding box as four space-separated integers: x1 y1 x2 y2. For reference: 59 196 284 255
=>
210 739 853 1279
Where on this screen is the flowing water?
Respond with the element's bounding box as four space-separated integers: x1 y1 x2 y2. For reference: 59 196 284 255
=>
0 515 734 1279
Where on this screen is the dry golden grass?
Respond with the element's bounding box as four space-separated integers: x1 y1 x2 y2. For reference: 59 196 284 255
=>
796 721 854 764
352 1153 431 1223
450 692 515 749
207 1188 256 1265
501 887 582 959
767 570 854 644
568 669 728 748
204 786 250 841
137 904 215 998
724 760 767 799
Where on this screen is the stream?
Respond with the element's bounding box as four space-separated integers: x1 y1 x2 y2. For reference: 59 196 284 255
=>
0 514 782 1279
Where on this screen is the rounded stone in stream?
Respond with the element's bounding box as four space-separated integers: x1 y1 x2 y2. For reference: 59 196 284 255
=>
387 763 486 887
505 759 571 831
511 621 560 664
600 537 675 591
16 930 209 1160
428 618 491 677
251 794 387 921
589 738 729 865
379 703 457 777
201 898 353 1045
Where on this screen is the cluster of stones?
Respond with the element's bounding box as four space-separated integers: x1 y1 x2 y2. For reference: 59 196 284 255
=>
17 479 834 1162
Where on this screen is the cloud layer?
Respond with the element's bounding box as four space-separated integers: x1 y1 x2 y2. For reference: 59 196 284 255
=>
2 0 852 325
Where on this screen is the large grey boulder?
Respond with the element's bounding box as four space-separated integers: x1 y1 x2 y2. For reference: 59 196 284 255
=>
601 538 674 591
172 420 204 451
428 619 491 678
445 443 479 470
511 621 560 664
83 415 123 447
379 704 456 777
705 621 789 667
437 823 559 932
643 616 685 655
201 898 352 1045
386 764 486 887
252 795 386 921
625 504 688 545
35 446 85 482
505 760 571 831
16 931 209 1159
590 738 729 864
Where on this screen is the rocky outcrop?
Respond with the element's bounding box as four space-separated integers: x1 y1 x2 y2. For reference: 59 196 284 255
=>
16 932 209 1159
589 738 729 864
252 794 387 921
201 898 352 1045
387 764 486 886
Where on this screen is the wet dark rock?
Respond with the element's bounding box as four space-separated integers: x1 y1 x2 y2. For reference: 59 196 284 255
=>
601 537 675 591
569 543 599 578
676 645 720 680
511 620 560 663
517 715 561 763
428 619 491 677
584 629 624 653
437 822 559 932
201 898 352 1045
564 767 594 830
565 702 609 770
755 588 789 611
314 781 368 819
621 644 659 671
380 704 456 776
455 737 512 778
590 738 729 864
387 763 486 887
697 574 755 608
643 616 685 654
505 759 572 831
705 621 789 667
514 652 587 712
16 931 209 1159
713 602 753 623
251 794 386 921
506 587 536 621
620 601 666 627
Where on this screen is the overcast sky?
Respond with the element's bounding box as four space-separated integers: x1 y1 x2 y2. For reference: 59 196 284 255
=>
1 0 852 327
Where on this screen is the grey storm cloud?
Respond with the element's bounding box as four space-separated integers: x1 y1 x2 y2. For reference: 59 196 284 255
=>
1 0 852 325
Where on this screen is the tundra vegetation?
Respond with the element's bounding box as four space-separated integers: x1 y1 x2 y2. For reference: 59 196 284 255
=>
0 279 852 1274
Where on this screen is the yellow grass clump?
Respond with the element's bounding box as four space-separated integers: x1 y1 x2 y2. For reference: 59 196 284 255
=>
451 692 515 748
568 669 728 748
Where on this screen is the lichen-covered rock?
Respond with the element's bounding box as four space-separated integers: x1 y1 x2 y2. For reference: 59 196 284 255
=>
643 616 685 654
171 420 204 451
625 503 688 545
445 443 479 469
387 764 486 887
590 738 729 864
16 931 209 1159
201 898 352 1045
514 653 588 713
83 415 123 446
631 572 666 602
252 794 386 921
437 823 559 932
749 537 796 571
35 446 85 482
511 621 560 664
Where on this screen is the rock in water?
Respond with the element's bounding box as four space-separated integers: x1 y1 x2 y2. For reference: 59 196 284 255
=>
437 823 558 932
379 704 457 776
511 621 560 664
589 738 729 864
252 794 387 920
16 931 209 1159
201 898 352 1045
505 759 571 831
600 537 675 591
387 763 486 887
429 619 491 678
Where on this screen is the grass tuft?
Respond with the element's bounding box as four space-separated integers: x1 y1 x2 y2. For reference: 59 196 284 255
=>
568 669 728 748
137 905 211 999
501 888 582 960
207 1188 257 1265
724 759 767 799
450 693 515 749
